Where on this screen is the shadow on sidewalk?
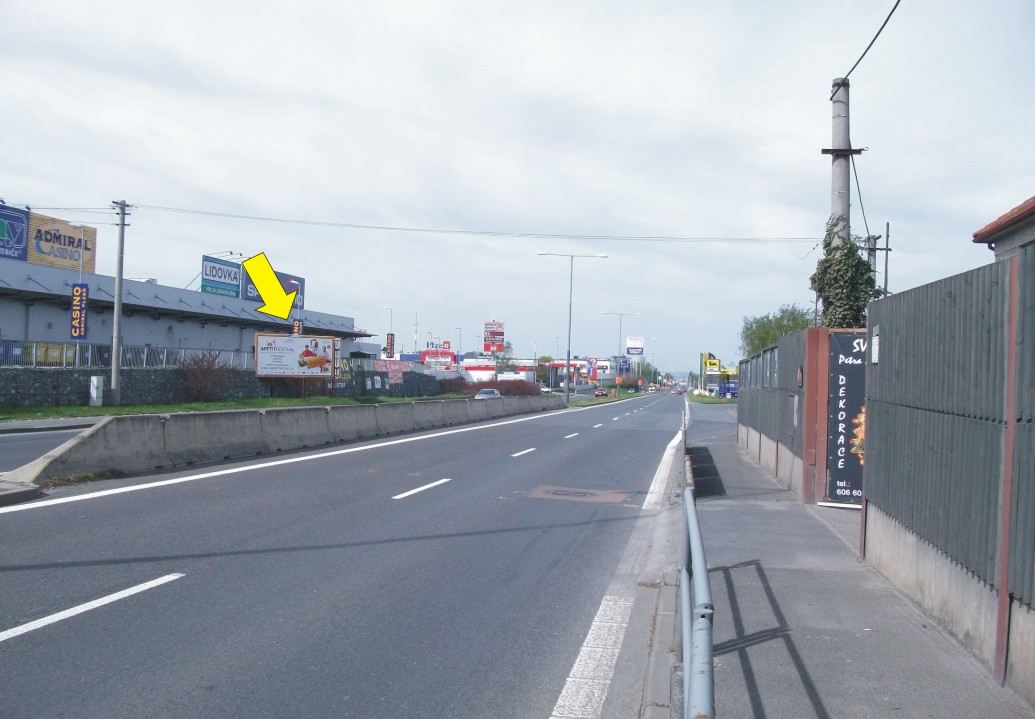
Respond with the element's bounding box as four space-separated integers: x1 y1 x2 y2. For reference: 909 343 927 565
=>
711 558 831 719
686 446 726 497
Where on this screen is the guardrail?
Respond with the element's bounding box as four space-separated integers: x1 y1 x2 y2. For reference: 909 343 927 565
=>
681 398 714 718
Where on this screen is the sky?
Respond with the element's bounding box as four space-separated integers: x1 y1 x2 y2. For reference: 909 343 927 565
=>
3 1 1033 376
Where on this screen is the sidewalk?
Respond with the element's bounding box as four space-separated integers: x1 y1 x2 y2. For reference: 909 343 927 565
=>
690 438 1034 718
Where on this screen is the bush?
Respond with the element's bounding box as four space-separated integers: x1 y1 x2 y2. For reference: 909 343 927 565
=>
469 380 540 397
439 376 469 394
179 351 231 402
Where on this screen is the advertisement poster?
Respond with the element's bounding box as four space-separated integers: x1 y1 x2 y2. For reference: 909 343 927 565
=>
255 334 335 377
626 336 644 355
200 255 242 298
70 283 89 340
0 205 30 262
825 331 867 505
483 321 505 353
27 213 97 272
242 268 305 309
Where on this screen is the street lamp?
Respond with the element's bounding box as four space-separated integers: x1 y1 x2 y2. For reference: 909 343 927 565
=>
287 280 301 326
537 251 607 404
600 311 640 361
455 327 462 357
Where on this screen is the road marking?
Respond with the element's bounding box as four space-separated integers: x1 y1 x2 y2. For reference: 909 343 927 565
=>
0 573 184 643
642 431 682 511
612 417 620 421
549 595 634 719
0 403 623 515
511 448 536 457
392 478 451 499
564 433 579 439
593 424 603 428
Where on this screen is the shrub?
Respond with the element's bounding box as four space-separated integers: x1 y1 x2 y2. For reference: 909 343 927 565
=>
179 351 231 402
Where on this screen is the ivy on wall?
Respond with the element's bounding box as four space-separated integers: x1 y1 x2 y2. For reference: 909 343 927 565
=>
810 215 882 328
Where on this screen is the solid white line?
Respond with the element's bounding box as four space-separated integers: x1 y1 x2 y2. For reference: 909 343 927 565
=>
593 424 603 428
0 407 592 515
564 433 579 439
0 573 185 643
392 478 451 499
642 431 682 511
510 448 536 457
549 595 634 719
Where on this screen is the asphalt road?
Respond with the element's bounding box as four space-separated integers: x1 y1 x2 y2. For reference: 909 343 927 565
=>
0 428 83 473
0 395 685 718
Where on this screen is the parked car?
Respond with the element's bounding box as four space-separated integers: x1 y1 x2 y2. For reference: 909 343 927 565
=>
473 389 501 399
594 389 608 397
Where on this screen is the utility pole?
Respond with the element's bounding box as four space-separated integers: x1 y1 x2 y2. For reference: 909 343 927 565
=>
110 200 130 405
822 78 862 246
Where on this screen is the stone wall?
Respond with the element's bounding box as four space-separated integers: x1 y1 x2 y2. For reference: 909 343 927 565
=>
0 367 442 406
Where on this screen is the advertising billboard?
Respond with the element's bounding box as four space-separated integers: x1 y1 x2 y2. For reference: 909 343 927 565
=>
26 212 97 272
254 334 335 377
70 283 89 340
626 336 644 355
200 255 243 298
243 267 304 310
483 321 505 353
0 205 30 262
825 332 867 505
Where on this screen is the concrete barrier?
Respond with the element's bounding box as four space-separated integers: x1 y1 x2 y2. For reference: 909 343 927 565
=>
5 395 568 493
327 404 379 441
163 410 267 466
412 400 446 430
376 402 417 435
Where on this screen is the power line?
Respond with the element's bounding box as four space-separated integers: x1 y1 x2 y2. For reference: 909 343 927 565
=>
850 154 872 239
831 0 903 98
133 204 819 244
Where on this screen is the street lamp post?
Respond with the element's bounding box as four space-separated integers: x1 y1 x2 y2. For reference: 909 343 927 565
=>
537 251 607 404
601 311 640 382
455 327 462 358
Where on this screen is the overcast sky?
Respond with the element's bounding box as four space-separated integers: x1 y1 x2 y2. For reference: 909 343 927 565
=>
4 1 1033 374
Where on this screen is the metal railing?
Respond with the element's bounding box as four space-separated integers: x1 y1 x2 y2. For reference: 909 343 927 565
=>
0 339 254 370
681 482 715 717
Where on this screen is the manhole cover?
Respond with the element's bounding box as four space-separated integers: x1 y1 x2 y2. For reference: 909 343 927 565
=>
527 485 636 504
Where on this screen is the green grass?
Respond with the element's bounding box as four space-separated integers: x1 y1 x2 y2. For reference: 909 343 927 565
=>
688 394 736 404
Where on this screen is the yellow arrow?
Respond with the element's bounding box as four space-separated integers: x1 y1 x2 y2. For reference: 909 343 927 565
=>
242 253 297 319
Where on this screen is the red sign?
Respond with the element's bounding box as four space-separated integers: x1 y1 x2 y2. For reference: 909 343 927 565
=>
483 320 505 353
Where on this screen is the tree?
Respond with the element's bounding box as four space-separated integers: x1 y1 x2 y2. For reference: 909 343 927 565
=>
739 303 814 358
536 355 553 384
810 214 882 328
494 341 517 373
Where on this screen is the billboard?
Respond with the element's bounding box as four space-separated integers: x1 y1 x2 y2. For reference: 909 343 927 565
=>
483 320 505 353
243 267 305 310
70 283 89 340
825 332 867 505
200 255 243 297
626 336 644 355
0 205 29 262
254 334 335 377
27 212 97 272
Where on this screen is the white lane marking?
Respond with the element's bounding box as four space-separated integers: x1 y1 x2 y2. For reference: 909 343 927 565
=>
593 424 603 429
549 595 634 719
0 409 572 514
642 431 682 511
0 401 646 515
564 433 579 439
392 478 451 499
611 417 620 421
511 448 536 457
0 573 184 643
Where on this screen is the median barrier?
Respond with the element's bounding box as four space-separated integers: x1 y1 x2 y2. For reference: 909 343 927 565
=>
6 414 169 484
260 406 338 453
466 398 489 421
441 400 469 425
375 402 417 435
412 400 446 430
4 396 569 495
163 410 267 466
328 404 379 441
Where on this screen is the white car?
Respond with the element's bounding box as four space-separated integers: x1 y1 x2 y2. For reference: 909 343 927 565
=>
474 389 502 399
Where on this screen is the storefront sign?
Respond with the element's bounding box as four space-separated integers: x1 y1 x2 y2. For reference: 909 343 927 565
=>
825 332 867 504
